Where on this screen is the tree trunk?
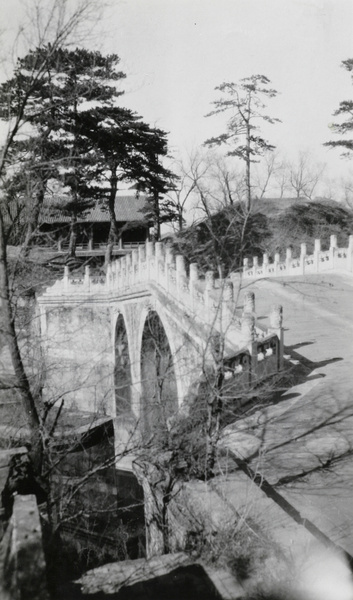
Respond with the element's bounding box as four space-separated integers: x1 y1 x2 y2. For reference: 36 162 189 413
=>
0 212 42 471
21 184 46 258
245 122 251 212
104 220 122 267
133 458 172 558
205 393 222 479
151 191 160 242
178 206 184 232
104 173 119 267
205 355 224 479
68 216 77 258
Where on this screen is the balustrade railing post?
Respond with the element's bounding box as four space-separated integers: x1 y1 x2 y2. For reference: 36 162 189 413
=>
314 238 321 273
348 235 353 272
300 243 307 275
241 313 256 348
126 253 132 286
330 234 337 268
176 254 187 301
274 253 280 276
138 245 145 283
131 249 139 285
268 304 284 370
221 280 234 331
84 265 90 292
204 271 215 321
120 257 126 288
116 259 121 289
155 241 163 261
106 263 112 291
286 247 292 273
189 263 198 309
241 292 257 378
165 247 174 291
165 246 174 265
243 291 255 315
263 253 269 276
155 242 164 284
243 257 249 276
64 266 69 292
146 242 155 280
138 244 145 263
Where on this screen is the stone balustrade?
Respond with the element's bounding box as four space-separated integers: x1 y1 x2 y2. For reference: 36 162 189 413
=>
44 242 243 331
243 235 353 280
41 242 283 368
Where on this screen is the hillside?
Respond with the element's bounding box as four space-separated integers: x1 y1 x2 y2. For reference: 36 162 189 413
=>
172 198 353 275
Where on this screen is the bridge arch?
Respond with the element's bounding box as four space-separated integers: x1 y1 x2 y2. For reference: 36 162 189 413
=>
139 308 179 435
113 312 132 417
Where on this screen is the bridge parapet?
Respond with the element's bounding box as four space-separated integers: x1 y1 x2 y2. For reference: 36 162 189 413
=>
243 234 353 279
41 242 280 351
43 242 238 327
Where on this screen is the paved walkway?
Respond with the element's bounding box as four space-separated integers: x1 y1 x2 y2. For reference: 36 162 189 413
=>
223 273 353 555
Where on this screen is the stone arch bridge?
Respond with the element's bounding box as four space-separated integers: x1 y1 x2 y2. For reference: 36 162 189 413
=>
37 242 283 444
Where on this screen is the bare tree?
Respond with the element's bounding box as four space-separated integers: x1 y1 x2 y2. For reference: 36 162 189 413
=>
340 172 353 208
286 151 325 200
163 152 211 231
252 150 288 199
208 155 247 208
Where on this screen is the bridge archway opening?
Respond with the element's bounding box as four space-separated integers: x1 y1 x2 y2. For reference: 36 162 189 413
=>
140 310 178 435
114 314 132 416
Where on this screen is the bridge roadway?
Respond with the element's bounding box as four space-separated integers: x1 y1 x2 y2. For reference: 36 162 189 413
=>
223 272 353 555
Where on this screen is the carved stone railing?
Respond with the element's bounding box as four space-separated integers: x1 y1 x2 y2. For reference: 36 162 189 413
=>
243 235 353 279
40 242 284 365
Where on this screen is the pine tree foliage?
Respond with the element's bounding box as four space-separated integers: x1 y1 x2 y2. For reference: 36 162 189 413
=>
78 105 175 256
325 59 353 156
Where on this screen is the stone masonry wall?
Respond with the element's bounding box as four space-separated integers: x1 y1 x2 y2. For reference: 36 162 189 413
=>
0 494 48 600
41 302 113 414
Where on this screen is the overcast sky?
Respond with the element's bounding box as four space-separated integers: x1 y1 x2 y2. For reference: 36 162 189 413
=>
2 0 353 188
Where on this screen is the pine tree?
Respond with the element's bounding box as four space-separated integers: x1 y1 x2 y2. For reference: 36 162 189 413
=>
0 46 126 257
325 59 353 157
78 106 175 263
205 75 280 212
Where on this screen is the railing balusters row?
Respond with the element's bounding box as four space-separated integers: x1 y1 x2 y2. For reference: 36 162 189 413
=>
243 235 353 279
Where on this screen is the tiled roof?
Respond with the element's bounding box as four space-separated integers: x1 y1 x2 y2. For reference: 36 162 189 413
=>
40 194 148 224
